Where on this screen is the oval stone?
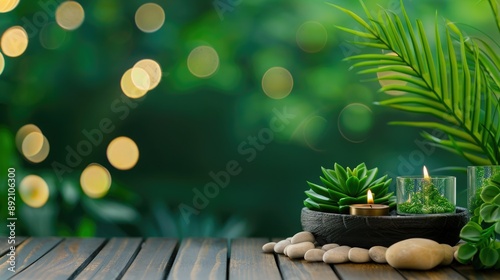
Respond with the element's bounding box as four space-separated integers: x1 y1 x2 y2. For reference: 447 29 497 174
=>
322 243 339 251
274 240 291 254
369 246 387 263
440 244 454 266
262 242 276 253
349 247 371 263
287 242 315 259
323 246 351 264
291 231 315 244
386 238 444 270
304 248 325 262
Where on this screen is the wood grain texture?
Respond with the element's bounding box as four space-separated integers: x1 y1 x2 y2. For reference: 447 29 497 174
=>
75 237 142 280
397 267 467 280
0 237 61 279
333 263 405 280
452 263 500 280
229 238 281 280
275 253 339 280
11 238 105 280
167 238 227 280
121 238 177 280
0 237 27 256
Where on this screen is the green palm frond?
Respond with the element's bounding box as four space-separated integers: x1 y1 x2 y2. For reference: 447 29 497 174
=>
332 0 500 165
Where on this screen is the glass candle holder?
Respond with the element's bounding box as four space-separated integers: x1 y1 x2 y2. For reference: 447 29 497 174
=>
467 166 500 213
396 176 456 215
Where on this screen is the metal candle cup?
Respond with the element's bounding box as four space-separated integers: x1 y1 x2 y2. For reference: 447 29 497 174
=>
349 204 389 216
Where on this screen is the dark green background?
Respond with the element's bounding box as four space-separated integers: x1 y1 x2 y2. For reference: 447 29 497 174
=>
0 0 495 237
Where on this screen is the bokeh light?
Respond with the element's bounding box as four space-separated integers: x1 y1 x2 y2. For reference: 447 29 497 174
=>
134 59 162 90
377 52 408 96
296 21 328 53
22 132 44 157
121 68 148 98
135 3 165 33
16 124 50 163
80 163 112 199
107 136 140 170
187 46 219 78
40 22 67 50
19 175 49 208
56 1 85 30
26 134 50 163
0 51 4 75
261 67 293 99
0 0 20 13
338 103 373 143
15 124 42 153
302 116 328 151
131 67 151 91
1 26 28 57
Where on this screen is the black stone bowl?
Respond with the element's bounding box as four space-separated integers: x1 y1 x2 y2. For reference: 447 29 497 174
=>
301 207 469 249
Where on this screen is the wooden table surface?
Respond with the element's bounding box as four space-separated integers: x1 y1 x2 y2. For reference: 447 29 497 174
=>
1 237 499 280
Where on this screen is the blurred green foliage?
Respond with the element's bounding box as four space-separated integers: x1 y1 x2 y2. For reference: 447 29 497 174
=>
0 0 496 237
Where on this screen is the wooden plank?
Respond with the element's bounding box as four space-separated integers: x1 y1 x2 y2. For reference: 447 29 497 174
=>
0 237 62 279
333 263 405 280
398 267 467 280
12 238 105 280
167 238 227 280
121 238 177 280
229 238 281 280
275 253 339 280
0 237 27 256
75 237 142 280
452 263 500 280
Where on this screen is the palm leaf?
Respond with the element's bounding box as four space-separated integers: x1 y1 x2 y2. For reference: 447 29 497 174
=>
333 0 500 165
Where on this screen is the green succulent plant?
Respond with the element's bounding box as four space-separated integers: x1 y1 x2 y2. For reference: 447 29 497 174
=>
304 162 395 213
457 174 500 269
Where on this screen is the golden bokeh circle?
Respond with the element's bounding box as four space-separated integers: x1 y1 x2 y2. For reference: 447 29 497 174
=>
296 21 328 53
261 67 294 99
107 136 139 170
15 124 42 154
0 0 20 13
56 1 85 30
80 163 112 199
121 68 148 99
187 46 219 78
1 26 29 57
27 135 50 163
135 3 165 33
22 132 44 158
0 51 4 75
134 59 162 90
19 175 50 208
131 67 151 91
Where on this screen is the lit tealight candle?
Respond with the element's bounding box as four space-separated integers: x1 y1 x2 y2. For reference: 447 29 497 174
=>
350 189 390 216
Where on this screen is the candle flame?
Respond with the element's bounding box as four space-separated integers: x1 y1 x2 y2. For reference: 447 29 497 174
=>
367 189 374 204
423 166 430 180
